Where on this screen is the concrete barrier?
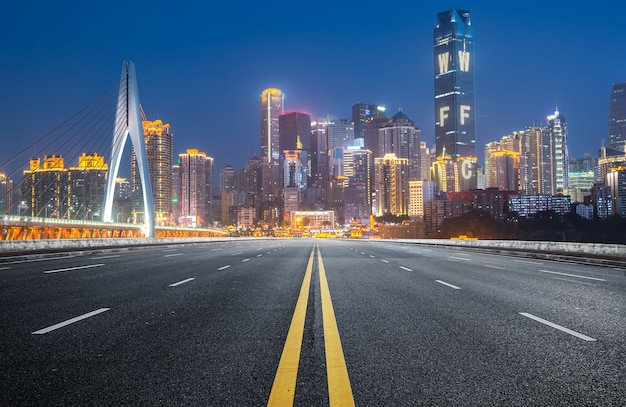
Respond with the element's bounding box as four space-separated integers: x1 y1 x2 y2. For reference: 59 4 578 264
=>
380 239 626 266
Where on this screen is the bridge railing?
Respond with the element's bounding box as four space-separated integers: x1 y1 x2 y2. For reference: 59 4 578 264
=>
0 215 228 241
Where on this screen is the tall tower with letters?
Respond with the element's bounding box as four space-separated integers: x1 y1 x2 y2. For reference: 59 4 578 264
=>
434 9 477 190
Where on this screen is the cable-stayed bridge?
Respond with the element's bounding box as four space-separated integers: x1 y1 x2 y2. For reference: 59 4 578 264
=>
0 61 227 241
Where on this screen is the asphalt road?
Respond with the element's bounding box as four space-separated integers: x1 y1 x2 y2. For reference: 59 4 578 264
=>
1 239 624 406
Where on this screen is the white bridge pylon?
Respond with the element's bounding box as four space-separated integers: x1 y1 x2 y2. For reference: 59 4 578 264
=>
102 60 155 238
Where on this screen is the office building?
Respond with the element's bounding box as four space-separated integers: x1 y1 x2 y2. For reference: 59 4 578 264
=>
279 112 311 154
327 115 354 151
352 103 386 140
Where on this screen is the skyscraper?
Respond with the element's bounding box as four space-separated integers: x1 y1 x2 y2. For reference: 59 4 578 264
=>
547 109 568 193
260 89 284 222
608 81 626 152
260 88 284 163
434 9 476 189
352 103 386 140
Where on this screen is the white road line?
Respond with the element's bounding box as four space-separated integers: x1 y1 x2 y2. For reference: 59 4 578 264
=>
0 266 10 270
242 258 250 262
613 267 624 271
519 312 596 341
218 265 231 270
231 252 243 256
169 278 195 287
369 255 375 258
435 280 461 290
514 259 543 265
381 259 390 263
399 266 412 272
551 277 595 286
539 269 606 282
164 253 183 258
484 264 504 270
44 264 104 274
92 255 121 260
257 254 263 257
32 308 110 335
448 256 471 261
9 256 75 264
410 251 421 254
360 252 366 255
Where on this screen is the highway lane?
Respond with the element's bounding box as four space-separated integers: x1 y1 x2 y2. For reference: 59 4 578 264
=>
1 238 624 406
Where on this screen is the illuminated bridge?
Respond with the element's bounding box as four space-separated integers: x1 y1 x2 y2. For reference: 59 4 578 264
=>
0 61 228 241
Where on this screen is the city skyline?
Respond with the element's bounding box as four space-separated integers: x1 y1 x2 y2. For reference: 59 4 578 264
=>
1 1 625 178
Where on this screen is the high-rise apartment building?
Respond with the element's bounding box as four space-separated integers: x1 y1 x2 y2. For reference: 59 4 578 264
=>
352 103 386 140
434 8 477 189
22 153 107 219
179 149 212 226
377 110 421 182
373 153 409 216
131 119 173 225
260 88 284 162
608 81 626 152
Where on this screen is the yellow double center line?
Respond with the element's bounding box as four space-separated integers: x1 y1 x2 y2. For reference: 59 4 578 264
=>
267 242 355 406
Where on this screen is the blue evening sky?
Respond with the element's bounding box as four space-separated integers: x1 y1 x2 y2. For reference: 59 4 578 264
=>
1 1 625 176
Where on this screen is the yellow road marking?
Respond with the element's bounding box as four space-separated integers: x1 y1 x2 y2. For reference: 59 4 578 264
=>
318 246 355 407
267 247 315 406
